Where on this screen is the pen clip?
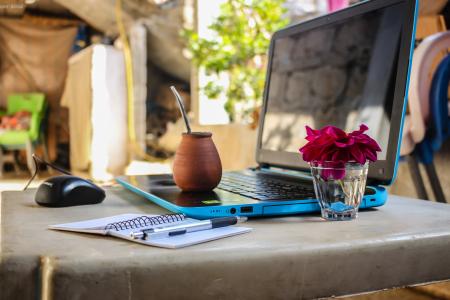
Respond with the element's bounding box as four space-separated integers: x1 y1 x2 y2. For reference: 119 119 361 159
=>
168 229 187 236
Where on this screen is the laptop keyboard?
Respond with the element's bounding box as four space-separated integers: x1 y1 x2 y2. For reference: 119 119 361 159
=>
217 171 316 201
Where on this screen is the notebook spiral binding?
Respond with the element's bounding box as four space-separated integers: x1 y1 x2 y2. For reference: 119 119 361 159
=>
105 214 185 231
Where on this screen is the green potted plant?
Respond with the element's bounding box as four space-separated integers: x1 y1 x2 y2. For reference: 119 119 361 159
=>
183 0 289 125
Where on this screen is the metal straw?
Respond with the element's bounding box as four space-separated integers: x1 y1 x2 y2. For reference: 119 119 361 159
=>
170 86 192 134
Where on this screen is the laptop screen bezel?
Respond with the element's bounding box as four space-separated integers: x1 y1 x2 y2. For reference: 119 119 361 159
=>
255 0 417 186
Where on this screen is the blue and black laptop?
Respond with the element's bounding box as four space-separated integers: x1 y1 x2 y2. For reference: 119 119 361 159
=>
117 0 418 219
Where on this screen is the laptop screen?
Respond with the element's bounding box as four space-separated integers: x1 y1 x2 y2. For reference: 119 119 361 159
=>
257 0 416 184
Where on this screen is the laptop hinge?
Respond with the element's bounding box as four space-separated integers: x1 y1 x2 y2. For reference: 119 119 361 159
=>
257 164 382 187
255 164 313 181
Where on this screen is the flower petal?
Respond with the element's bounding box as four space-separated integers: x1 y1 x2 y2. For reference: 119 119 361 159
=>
305 125 320 137
322 126 346 138
365 149 378 162
350 124 369 136
350 145 366 164
335 137 355 148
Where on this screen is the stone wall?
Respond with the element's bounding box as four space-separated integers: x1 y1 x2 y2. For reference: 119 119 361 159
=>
267 12 379 129
262 11 384 154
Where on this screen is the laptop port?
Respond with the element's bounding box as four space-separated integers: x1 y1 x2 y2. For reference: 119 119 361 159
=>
240 206 253 213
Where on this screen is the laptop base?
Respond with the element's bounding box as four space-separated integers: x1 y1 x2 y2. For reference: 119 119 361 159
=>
116 172 387 219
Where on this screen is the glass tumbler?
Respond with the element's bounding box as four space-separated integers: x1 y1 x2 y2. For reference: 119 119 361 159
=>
310 161 368 221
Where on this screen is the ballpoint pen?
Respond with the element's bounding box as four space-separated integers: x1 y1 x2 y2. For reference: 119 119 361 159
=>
130 216 248 240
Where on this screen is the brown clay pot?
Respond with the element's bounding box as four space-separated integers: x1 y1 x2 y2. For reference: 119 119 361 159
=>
173 132 222 192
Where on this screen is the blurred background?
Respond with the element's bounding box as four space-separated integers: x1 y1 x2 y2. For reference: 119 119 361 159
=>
0 0 449 298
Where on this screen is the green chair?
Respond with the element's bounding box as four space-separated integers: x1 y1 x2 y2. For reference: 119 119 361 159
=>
0 93 48 176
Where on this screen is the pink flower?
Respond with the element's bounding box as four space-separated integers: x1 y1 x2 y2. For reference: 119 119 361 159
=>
299 124 381 165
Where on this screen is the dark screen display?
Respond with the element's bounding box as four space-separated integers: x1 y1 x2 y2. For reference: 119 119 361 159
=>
261 3 404 160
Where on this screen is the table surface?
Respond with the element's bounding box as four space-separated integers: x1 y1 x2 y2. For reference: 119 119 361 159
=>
1 187 450 300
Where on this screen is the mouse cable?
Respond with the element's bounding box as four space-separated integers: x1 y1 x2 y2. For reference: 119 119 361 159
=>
23 154 72 191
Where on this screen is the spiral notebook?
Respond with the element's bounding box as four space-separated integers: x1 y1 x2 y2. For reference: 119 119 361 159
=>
49 213 251 249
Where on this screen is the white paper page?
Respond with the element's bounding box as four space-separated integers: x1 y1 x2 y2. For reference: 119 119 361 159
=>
49 214 187 234
110 226 252 249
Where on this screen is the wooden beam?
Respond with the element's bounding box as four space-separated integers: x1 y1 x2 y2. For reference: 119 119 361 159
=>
52 0 191 81
419 0 448 16
0 0 25 16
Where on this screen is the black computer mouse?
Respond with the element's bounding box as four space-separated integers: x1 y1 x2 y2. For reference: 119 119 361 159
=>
35 175 105 207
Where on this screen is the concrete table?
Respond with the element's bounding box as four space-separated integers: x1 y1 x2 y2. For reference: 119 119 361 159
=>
1 187 450 300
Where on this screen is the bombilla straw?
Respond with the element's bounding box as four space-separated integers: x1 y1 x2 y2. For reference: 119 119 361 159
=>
170 86 192 134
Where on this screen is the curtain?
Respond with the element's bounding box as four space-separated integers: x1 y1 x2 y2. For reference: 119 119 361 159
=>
0 17 77 159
